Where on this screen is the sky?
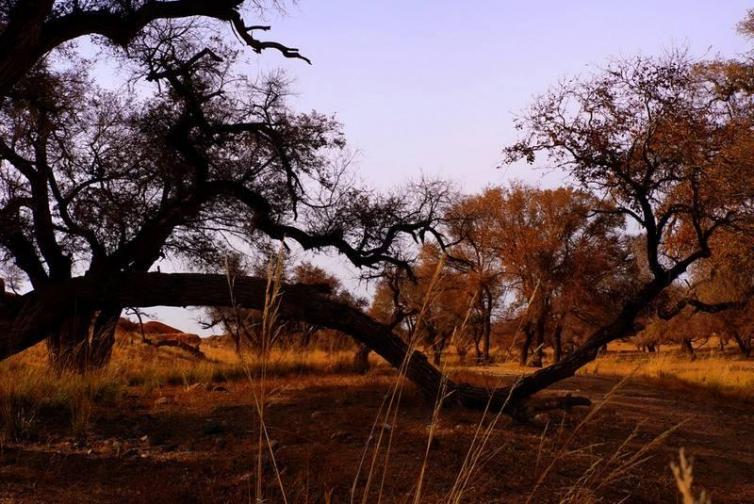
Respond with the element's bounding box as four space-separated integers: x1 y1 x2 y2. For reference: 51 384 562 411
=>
149 1 754 333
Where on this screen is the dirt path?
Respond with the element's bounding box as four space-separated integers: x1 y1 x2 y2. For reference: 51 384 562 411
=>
0 371 752 503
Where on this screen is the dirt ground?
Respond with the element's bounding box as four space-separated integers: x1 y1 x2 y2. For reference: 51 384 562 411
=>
1 368 753 503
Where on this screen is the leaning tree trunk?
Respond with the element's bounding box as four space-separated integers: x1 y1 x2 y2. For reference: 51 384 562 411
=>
88 306 122 368
0 273 595 419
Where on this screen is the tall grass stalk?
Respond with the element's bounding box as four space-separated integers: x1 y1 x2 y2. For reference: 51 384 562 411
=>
226 250 288 504
671 448 711 504
445 375 518 504
413 291 478 504
525 372 637 504
351 256 446 504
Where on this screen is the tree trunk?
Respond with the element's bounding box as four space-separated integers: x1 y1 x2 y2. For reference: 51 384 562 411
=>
681 338 695 357
480 287 493 363
520 324 533 366
472 326 483 363
732 331 752 358
552 324 563 363
89 306 122 367
0 272 596 418
353 344 371 373
530 316 545 368
46 305 121 372
46 308 93 372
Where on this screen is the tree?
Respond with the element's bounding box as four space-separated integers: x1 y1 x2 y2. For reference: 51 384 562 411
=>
368 244 475 366
501 53 752 403
0 25 446 370
683 231 754 356
486 184 631 367
0 1 310 99
446 189 506 362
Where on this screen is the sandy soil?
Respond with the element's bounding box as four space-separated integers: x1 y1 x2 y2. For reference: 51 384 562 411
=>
1 370 752 503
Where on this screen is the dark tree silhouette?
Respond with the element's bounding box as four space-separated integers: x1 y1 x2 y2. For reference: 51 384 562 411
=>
0 1 308 99
0 23 447 370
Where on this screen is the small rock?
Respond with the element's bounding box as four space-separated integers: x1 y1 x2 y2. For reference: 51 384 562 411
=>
310 411 322 419
154 396 171 405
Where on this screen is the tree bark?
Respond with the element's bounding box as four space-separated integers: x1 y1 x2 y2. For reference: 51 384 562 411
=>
88 306 122 368
353 344 371 374
732 331 752 358
530 313 546 368
680 338 695 358
552 323 563 363
520 324 533 366
44 304 121 372
46 308 93 372
480 287 493 363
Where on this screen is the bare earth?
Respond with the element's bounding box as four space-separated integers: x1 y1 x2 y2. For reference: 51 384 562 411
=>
1 370 753 503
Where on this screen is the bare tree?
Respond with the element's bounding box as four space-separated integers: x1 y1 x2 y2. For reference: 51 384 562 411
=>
0 1 308 98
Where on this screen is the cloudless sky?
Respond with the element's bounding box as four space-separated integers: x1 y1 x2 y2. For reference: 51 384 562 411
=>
150 1 754 333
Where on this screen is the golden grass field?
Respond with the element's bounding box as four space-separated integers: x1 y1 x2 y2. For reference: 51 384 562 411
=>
0 335 750 503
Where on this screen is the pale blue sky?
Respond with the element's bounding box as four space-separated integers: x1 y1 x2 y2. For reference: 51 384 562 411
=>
148 1 753 332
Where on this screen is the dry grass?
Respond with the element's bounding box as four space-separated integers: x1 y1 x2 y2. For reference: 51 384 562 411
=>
672 448 712 504
581 351 754 400
3 330 754 502
0 339 375 445
0 361 123 442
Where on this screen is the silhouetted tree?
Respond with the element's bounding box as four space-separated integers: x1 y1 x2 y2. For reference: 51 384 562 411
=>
0 26 446 370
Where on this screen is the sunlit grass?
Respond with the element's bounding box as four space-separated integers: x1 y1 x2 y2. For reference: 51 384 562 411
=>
580 352 754 399
0 339 379 442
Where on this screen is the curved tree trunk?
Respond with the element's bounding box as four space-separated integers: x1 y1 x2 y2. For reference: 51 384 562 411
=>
0 273 595 418
89 306 122 368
